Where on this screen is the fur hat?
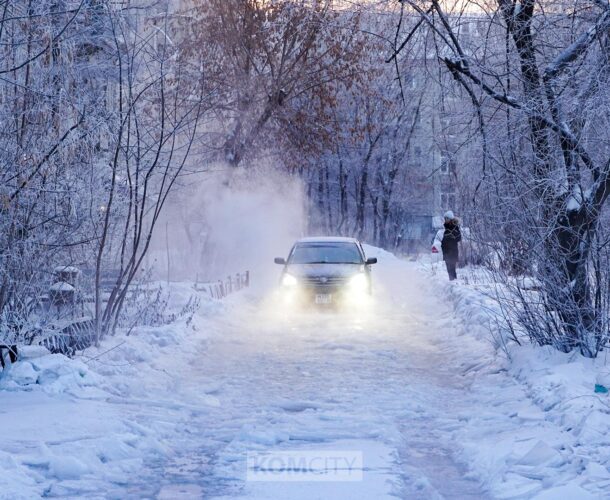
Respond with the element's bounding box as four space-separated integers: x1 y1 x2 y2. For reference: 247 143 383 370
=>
444 210 455 220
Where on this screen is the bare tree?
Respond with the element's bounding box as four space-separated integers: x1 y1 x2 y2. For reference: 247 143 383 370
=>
303 9 430 249
0 0 100 345
395 0 610 356
92 4 206 340
178 0 364 168
0 2 206 351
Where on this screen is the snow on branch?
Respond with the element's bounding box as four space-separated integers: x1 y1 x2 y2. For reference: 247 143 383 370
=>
543 10 610 81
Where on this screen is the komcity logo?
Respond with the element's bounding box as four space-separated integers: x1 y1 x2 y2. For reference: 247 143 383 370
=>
246 450 363 482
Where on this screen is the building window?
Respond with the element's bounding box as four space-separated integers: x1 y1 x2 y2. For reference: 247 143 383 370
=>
440 116 455 138
440 153 449 174
410 145 422 167
403 72 417 90
441 192 456 209
440 153 456 175
461 22 472 44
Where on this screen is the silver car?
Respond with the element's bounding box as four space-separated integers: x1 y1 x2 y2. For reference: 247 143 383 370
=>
274 237 377 307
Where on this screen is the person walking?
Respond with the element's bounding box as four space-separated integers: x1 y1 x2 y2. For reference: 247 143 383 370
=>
441 210 461 281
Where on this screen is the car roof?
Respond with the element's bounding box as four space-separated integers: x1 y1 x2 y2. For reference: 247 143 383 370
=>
295 237 360 245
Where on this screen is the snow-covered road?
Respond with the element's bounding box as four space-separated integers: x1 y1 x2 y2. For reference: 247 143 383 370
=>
155 251 494 499
147 251 489 499
1 249 604 499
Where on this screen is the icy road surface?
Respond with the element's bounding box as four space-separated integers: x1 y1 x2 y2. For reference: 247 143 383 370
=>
1 249 587 498
154 256 489 499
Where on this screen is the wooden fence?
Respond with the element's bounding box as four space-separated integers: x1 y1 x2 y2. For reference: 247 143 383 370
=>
0 272 251 368
194 271 250 299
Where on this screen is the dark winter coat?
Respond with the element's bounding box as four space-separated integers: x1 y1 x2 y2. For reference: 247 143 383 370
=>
441 221 461 263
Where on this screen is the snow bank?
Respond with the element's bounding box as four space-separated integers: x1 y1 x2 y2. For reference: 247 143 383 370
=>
427 264 610 498
0 281 221 498
4 245 610 498
0 349 101 395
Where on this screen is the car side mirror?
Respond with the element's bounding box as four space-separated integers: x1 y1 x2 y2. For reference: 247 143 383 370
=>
366 257 378 265
274 257 286 265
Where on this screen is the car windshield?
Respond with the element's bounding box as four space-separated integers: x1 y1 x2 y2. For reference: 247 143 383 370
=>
289 243 363 264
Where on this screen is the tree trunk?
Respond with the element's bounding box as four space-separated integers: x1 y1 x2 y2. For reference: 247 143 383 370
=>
337 156 348 234
356 164 368 240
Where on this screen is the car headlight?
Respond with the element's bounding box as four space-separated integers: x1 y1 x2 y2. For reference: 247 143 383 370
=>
349 273 369 291
281 273 298 287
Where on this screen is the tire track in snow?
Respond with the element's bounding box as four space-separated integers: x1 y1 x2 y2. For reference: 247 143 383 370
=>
148 253 492 499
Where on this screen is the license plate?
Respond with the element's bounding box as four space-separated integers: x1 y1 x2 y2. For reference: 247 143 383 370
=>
315 294 332 304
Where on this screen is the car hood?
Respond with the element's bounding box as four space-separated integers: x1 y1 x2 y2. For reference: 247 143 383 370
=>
285 263 364 278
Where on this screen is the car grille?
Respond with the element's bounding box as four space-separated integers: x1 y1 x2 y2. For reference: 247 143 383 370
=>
301 276 347 286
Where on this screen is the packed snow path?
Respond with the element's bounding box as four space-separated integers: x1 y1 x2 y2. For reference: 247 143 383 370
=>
121 250 492 499
3 250 594 498
151 260 490 499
